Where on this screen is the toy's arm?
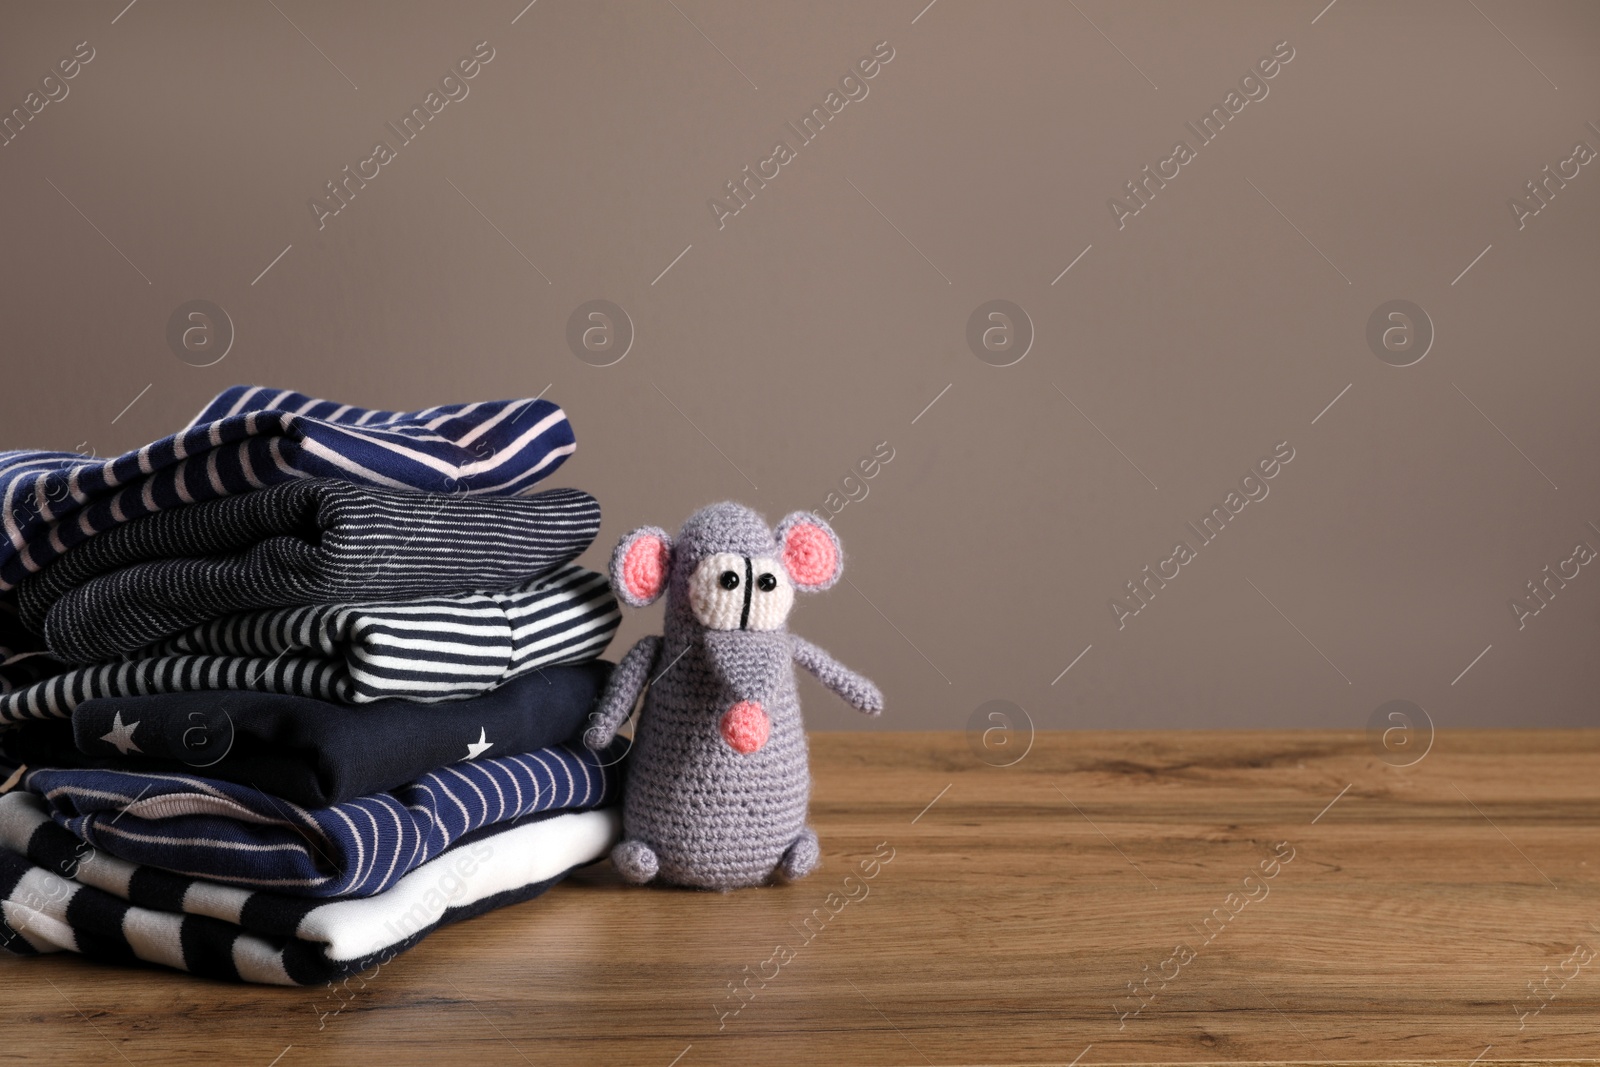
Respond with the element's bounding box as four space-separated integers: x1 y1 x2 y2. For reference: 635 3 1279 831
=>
791 635 883 715
583 635 663 749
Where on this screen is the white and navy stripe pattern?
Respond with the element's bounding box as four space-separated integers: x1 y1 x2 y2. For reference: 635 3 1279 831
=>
0 654 351 726
0 565 620 725
18 479 601 664
153 562 621 702
21 740 623 898
0 385 577 593
0 791 620 985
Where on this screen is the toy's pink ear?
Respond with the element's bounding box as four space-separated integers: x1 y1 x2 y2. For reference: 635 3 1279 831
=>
610 526 673 607
775 512 842 592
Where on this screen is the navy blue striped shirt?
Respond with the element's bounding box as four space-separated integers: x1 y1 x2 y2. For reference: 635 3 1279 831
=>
0 386 577 592
22 740 624 898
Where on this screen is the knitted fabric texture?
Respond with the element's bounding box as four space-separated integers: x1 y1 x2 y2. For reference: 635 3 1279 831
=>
0 565 618 726
0 791 619 986
584 503 882 891
0 606 61 698
17 479 601 663
0 385 576 593
20 739 625 897
146 562 618 702
1 660 613 807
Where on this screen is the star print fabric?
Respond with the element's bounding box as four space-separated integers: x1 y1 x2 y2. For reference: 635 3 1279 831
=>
0 661 612 807
98 709 139 753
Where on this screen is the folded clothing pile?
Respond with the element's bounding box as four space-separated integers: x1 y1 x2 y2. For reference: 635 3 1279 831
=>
0 386 627 984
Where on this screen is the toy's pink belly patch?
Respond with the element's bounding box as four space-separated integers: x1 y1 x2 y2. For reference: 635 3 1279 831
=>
720 700 770 754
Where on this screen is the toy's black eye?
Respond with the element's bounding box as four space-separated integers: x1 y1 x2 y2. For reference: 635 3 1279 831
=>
719 570 740 590
757 573 777 592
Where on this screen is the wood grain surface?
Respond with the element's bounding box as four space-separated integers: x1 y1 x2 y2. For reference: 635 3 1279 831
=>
5 729 1599 1067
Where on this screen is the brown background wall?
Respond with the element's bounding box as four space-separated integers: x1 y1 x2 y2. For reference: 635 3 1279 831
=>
1 0 1596 736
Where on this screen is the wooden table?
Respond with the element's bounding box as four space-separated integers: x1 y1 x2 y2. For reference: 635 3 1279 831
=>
7 730 1599 1066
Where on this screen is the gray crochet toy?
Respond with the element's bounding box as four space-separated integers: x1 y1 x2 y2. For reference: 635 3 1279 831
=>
582 503 882 891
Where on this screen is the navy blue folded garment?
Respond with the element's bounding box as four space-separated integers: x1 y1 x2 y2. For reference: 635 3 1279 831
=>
15 478 601 663
19 739 625 898
0 660 613 807
0 385 577 593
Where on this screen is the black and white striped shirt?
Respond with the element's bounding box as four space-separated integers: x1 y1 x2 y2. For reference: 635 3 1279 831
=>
17 480 601 663
0 790 618 986
0 564 620 725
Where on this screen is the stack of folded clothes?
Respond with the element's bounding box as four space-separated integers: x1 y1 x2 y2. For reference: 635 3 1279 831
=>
0 386 628 984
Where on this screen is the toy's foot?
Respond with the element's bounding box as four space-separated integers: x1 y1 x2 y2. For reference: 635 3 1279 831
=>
779 827 820 881
612 839 658 884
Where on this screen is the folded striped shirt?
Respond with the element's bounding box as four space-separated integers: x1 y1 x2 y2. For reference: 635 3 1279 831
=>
21 740 624 897
18 479 601 664
1 659 614 807
0 791 619 986
0 565 620 727
151 562 619 701
0 385 576 594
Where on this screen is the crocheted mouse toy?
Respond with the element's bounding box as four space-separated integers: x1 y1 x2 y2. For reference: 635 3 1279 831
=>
582 503 883 891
